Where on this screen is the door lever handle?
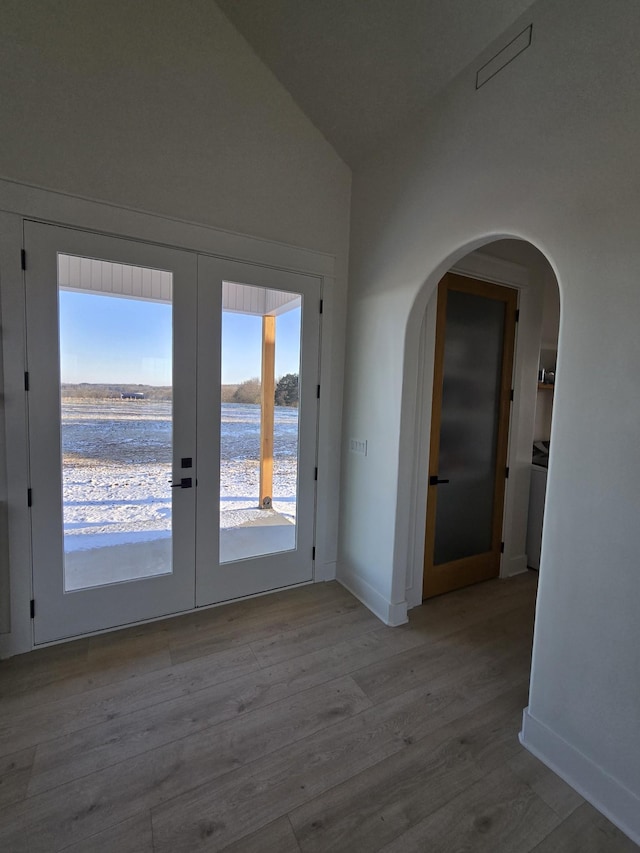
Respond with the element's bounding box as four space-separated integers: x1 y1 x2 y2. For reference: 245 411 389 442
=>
429 475 450 486
170 477 192 489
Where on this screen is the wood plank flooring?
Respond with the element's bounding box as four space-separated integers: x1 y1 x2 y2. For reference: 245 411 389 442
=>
0 574 636 852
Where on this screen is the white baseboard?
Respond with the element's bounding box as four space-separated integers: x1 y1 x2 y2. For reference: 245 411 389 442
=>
337 570 408 626
387 599 409 626
520 708 640 846
501 553 529 578
315 560 337 582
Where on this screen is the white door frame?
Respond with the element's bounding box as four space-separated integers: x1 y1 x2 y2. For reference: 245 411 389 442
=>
196 255 320 606
0 179 337 657
25 222 199 644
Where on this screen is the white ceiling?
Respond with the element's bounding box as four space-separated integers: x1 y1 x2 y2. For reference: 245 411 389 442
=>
216 0 538 166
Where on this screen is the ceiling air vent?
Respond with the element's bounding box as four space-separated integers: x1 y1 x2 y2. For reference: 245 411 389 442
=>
476 24 533 89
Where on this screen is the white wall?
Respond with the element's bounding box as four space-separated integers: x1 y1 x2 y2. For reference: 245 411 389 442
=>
533 389 553 442
471 241 553 580
0 292 9 633
0 1 351 648
0 0 350 255
339 0 640 841
541 276 561 352
534 276 560 440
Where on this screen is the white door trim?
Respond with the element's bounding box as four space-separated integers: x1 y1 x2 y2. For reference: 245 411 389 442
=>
0 178 335 277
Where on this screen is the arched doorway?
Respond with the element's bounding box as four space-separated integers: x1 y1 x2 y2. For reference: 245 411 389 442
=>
397 237 561 608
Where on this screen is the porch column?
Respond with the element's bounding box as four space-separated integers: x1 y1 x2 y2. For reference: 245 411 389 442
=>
259 314 275 508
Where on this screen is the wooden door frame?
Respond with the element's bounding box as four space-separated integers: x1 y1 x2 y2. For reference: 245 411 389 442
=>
422 272 518 599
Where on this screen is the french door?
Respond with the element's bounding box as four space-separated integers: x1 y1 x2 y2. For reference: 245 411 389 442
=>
195 256 319 606
25 223 320 644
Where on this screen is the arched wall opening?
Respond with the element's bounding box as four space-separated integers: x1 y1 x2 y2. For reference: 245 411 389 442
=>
393 236 561 611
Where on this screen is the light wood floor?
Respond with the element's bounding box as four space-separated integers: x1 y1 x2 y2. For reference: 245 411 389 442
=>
0 573 636 852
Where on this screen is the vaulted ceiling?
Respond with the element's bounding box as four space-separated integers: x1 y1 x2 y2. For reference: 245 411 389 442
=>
217 0 538 166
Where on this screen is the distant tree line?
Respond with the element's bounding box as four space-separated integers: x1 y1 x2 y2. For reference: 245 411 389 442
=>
61 375 299 406
221 373 299 407
61 383 172 401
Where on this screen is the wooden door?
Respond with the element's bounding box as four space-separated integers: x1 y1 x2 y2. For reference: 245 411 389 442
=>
423 273 517 599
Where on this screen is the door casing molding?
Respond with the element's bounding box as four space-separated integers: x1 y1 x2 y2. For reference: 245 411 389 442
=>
0 178 337 657
0 177 336 277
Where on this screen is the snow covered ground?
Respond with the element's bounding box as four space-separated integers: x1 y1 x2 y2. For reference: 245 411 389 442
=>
219 402 299 524
61 399 299 587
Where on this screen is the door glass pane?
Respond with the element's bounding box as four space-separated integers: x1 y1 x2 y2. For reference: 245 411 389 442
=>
58 254 174 590
220 281 302 563
434 289 505 565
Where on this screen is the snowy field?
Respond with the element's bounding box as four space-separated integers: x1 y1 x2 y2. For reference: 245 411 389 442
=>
61 399 299 576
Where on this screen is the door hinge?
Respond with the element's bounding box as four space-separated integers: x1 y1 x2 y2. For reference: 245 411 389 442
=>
30 599 35 619
500 542 505 554
27 488 32 507
510 388 514 402
24 371 30 391
312 546 316 560
505 466 510 479
316 385 320 399
314 467 318 481
515 308 520 322
319 299 324 314
21 249 26 271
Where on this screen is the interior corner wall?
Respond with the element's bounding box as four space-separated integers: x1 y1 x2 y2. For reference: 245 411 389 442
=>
338 0 640 841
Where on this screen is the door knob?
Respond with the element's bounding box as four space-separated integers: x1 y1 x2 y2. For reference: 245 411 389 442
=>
170 477 192 489
429 475 450 485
